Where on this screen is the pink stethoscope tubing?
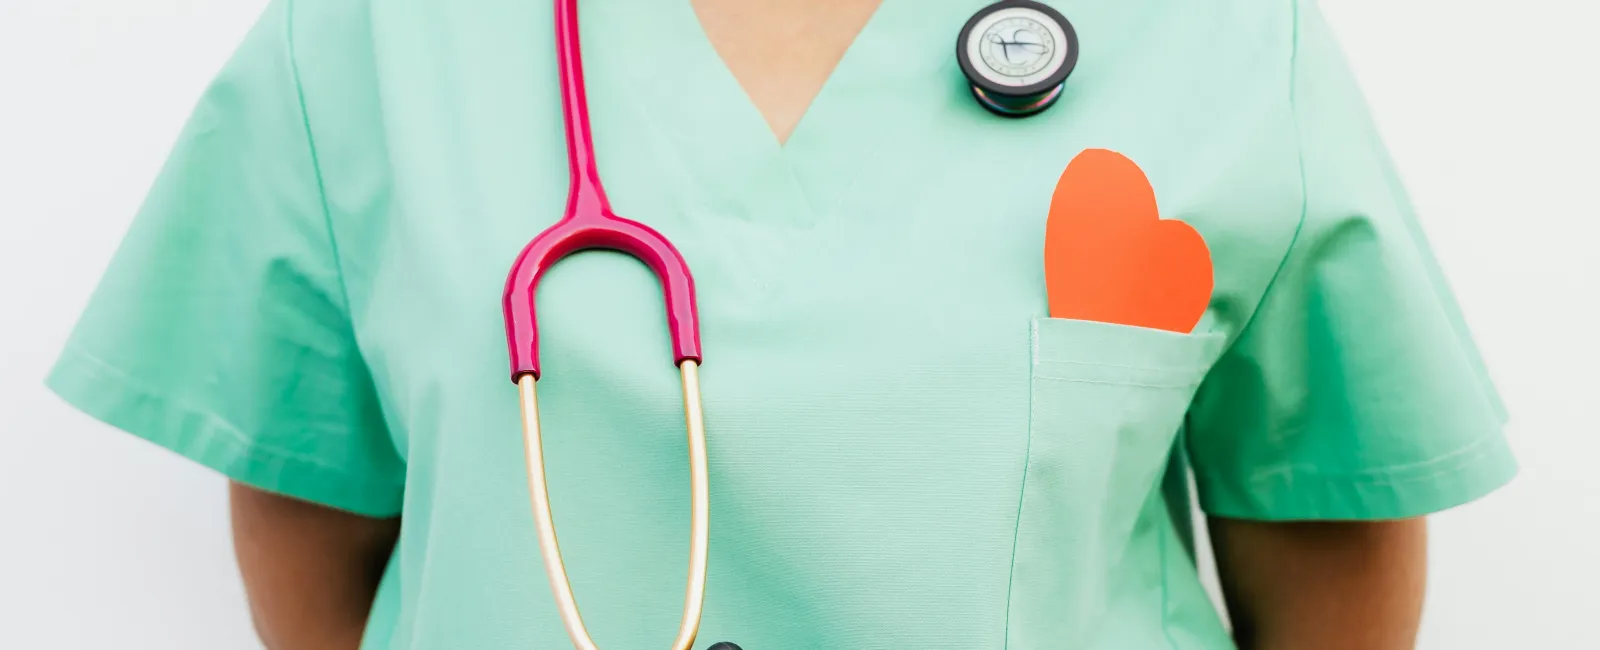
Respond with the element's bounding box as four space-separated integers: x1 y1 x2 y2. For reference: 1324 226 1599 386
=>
500 0 712 648
501 2 702 378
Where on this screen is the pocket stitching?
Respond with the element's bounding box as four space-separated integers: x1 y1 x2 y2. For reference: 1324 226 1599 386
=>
1031 375 1204 390
1034 358 1212 373
1032 319 1223 366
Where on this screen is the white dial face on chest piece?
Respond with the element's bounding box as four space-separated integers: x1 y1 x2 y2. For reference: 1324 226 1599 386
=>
965 7 1071 88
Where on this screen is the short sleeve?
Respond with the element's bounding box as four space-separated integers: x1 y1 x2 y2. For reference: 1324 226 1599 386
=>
45 0 404 517
1185 0 1516 521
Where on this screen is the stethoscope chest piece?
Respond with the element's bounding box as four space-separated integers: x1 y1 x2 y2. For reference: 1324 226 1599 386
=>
957 0 1079 117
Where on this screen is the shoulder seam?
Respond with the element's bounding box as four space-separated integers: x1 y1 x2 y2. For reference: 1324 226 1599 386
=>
1288 0 1310 251
283 0 358 319
1219 0 1311 349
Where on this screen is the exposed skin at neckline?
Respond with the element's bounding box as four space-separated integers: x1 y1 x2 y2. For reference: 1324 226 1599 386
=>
689 0 883 145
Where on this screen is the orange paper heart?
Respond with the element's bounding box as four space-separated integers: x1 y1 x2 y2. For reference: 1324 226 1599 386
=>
1044 149 1213 333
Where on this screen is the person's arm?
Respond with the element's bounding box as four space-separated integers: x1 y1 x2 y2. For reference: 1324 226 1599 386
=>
1179 2 1513 649
1210 517 1427 650
230 483 399 650
41 1 407 646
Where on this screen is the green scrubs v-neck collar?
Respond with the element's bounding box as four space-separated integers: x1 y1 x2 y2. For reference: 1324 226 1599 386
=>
610 0 963 227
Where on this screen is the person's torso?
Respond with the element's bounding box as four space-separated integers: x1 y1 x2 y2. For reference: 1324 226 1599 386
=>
293 0 1303 647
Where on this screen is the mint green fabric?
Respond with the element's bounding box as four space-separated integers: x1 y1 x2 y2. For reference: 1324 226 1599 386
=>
47 0 1514 648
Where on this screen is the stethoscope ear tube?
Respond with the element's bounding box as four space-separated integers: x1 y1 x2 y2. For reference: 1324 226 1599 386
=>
507 0 714 648
517 361 712 650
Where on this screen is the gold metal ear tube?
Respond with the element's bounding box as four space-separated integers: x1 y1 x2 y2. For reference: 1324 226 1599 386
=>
516 360 710 650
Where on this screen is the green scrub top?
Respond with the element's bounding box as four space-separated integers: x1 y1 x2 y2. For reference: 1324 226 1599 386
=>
48 0 1516 648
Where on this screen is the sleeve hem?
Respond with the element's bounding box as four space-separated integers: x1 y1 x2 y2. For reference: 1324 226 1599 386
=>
44 345 404 518
1195 430 1518 521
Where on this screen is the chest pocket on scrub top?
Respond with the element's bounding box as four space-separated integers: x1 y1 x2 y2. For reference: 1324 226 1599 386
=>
1006 315 1226 646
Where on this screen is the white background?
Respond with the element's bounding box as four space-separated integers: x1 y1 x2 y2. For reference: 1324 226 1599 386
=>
1 1 1596 648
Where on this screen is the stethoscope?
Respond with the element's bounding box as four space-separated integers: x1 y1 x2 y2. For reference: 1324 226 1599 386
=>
499 1 1078 648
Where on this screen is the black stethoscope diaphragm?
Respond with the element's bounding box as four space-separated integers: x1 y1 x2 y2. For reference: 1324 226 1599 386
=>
957 0 1079 117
